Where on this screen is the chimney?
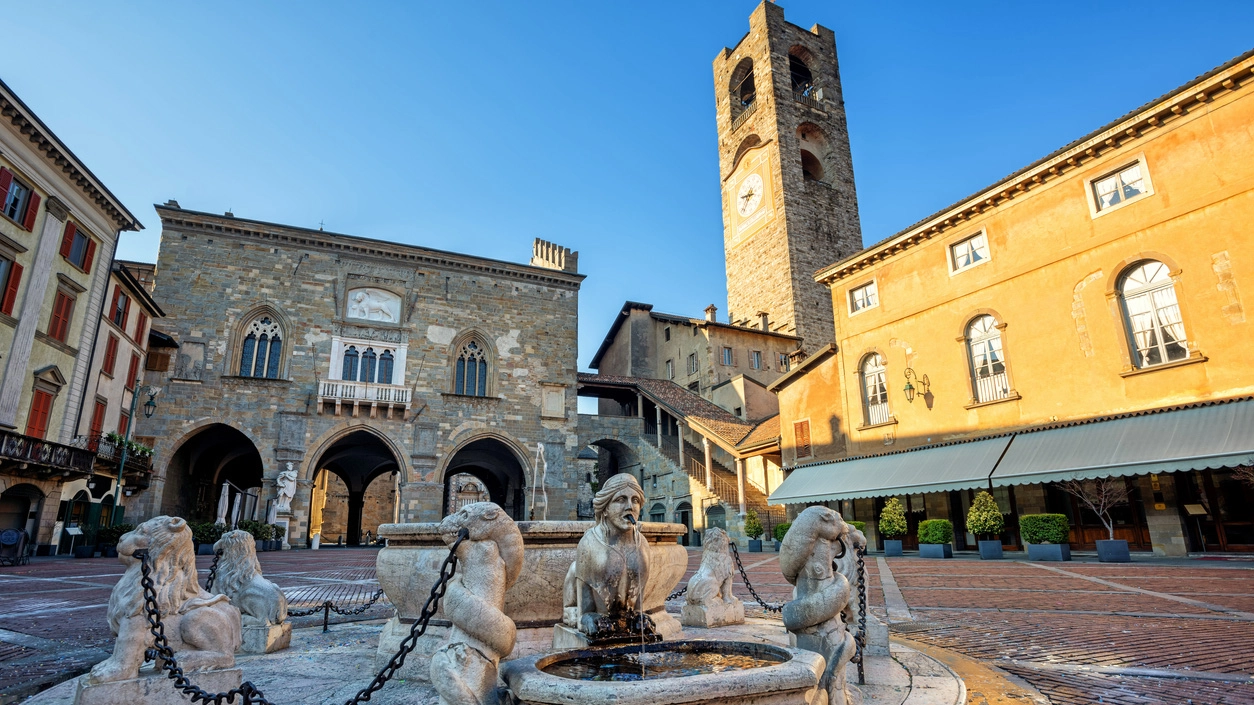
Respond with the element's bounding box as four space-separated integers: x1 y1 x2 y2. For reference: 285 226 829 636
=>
704 304 718 322
758 311 770 331
530 238 579 273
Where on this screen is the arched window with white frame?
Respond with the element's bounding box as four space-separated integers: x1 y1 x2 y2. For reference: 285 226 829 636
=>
454 339 489 397
1119 260 1188 368
361 348 377 383
342 346 359 381
967 315 1009 403
379 350 394 385
860 353 890 426
237 315 283 379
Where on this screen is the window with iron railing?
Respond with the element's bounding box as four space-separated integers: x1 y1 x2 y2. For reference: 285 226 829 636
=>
861 353 890 426
967 315 1010 403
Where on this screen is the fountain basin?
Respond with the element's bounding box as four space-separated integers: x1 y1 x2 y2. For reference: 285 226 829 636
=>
503 641 825 705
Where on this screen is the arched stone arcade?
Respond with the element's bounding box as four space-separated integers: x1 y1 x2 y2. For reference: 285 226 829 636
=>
160 424 264 523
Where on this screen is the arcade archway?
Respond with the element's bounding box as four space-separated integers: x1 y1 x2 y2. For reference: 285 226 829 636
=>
162 424 264 523
308 430 399 546
442 438 527 519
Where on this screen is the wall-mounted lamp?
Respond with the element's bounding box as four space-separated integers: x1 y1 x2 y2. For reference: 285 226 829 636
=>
903 368 930 403
86 478 97 489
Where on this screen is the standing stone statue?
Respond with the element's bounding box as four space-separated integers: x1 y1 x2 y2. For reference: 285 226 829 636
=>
77 517 242 704
210 530 291 653
556 473 655 649
430 502 524 705
274 464 298 514
681 527 745 628
779 506 858 705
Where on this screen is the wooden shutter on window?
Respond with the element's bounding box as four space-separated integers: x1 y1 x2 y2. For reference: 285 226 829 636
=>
49 292 73 342
1 262 22 316
103 334 119 375
60 222 76 258
26 389 52 439
128 353 141 389
0 168 11 199
134 312 148 344
21 192 39 231
109 285 121 320
82 238 96 272
121 296 131 330
794 420 812 459
90 400 107 439
117 410 130 437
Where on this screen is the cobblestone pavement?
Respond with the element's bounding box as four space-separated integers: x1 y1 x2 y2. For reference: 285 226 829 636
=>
676 548 1254 705
0 547 389 703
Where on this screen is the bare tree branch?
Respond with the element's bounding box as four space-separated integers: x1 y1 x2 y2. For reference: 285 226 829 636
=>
1235 466 1254 489
1059 478 1132 541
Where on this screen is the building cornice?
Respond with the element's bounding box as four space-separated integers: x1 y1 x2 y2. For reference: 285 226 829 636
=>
815 50 1254 285
0 79 141 232
154 206 586 290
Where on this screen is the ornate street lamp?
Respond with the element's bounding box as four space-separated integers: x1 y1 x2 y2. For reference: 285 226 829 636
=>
903 368 929 404
113 386 160 526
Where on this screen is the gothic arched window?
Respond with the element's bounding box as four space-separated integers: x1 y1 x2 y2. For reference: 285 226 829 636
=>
1119 260 1188 368
361 348 377 383
378 350 394 385
454 340 489 397
238 316 283 379
860 353 890 426
342 346 359 381
967 315 1009 403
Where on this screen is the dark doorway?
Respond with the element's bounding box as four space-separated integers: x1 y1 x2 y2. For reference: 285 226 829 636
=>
0 484 40 536
162 424 264 523
1177 468 1254 552
1045 479 1152 551
442 438 527 520
674 501 693 546
312 431 400 546
706 504 727 532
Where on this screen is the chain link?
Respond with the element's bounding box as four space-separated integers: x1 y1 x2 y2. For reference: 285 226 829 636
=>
203 551 221 592
854 545 867 685
728 542 785 612
132 527 467 705
666 585 687 601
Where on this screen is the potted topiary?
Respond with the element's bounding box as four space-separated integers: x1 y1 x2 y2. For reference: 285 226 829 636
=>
966 491 1005 560
1060 479 1132 562
878 498 907 556
743 510 764 552
1020 513 1071 561
238 519 269 551
191 522 224 555
269 523 286 551
917 519 954 558
96 523 135 558
772 522 791 551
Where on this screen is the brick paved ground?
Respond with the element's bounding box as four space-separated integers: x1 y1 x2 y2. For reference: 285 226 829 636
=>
0 548 389 703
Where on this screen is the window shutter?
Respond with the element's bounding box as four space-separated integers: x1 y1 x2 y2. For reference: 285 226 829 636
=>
103 334 119 375
0 169 11 201
0 262 22 316
794 420 812 459
135 312 148 343
109 285 121 321
59 222 76 258
22 192 40 231
90 400 107 440
82 238 96 273
25 390 52 439
121 296 131 330
127 353 141 388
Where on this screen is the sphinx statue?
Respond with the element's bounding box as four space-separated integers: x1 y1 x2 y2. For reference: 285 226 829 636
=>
210 530 291 653
681 527 745 628
779 506 858 705
555 473 656 649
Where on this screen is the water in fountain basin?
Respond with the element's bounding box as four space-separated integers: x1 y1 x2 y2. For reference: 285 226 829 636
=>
542 649 786 682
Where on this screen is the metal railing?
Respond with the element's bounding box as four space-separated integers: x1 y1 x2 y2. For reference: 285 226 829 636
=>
0 428 94 474
731 99 757 131
866 402 891 426
793 90 823 110
319 380 411 404
974 371 1011 404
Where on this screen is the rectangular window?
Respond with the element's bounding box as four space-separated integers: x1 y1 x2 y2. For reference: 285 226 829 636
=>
0 256 20 316
59 223 96 272
127 352 142 389
89 399 107 449
48 291 75 342
721 346 733 366
778 353 790 372
1 168 40 230
949 231 989 272
1092 162 1148 212
110 286 132 328
663 327 671 341
103 334 119 375
117 409 131 437
688 381 700 392
25 389 53 439
849 281 878 313
794 420 812 459
750 350 762 370
665 359 674 379
733 406 742 417
686 353 698 375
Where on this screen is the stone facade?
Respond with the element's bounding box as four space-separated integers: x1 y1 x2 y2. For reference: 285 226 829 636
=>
714 1 862 347
130 205 584 546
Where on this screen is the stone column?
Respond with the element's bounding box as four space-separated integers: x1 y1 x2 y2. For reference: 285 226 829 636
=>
735 458 747 516
677 421 685 471
636 393 644 418
0 197 69 428
655 406 662 448
702 436 713 491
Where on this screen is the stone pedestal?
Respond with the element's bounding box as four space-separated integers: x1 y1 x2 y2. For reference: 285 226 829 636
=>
73 666 242 705
681 598 745 628
241 621 292 654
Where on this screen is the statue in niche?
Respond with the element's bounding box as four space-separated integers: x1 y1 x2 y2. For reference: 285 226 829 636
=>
274 464 297 514
346 288 399 323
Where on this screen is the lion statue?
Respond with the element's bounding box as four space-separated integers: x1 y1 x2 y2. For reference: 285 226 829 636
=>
430 502 524 705
681 527 744 627
779 506 857 705
211 530 288 627
89 516 241 684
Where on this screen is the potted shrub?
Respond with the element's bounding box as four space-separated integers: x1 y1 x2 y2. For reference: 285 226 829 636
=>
270 523 286 550
743 510 764 552
1060 478 1132 562
917 519 954 558
73 526 98 558
966 491 1005 559
1020 513 1071 561
772 522 791 551
192 522 225 555
96 523 135 558
878 498 907 556
238 519 269 551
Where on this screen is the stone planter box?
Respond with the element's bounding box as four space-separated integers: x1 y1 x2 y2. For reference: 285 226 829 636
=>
918 543 952 559
883 539 903 557
196 543 216 555
1027 543 1071 561
1096 539 1131 563
747 539 762 552
375 520 689 679
73 545 95 558
978 540 1003 560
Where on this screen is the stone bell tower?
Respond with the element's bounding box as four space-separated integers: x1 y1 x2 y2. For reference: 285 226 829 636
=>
713 1 862 348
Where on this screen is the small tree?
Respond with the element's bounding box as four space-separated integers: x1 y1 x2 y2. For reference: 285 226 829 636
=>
966 491 1005 540
743 510 763 540
878 498 908 539
1059 478 1131 540
1235 466 1254 488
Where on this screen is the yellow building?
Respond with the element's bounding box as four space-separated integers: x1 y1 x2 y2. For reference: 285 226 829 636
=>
769 49 1254 556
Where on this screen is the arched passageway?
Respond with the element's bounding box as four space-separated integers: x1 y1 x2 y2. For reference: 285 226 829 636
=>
442 438 527 520
161 424 264 523
0 484 43 535
588 439 638 486
308 431 399 546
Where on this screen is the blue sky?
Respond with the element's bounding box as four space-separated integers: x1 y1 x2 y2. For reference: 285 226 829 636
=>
4 1 1253 372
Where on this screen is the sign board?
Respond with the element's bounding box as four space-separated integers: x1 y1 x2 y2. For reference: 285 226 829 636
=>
64 527 83 536
1184 503 1208 517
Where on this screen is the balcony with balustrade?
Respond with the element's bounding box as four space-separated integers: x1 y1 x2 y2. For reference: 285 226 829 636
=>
318 379 411 418
0 428 95 482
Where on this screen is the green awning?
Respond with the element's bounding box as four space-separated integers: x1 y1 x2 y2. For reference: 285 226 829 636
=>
767 436 1012 505
991 399 1254 486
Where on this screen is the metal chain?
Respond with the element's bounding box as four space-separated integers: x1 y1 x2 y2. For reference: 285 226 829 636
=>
132 527 467 705
855 544 867 685
666 585 687 601
204 551 221 592
729 542 784 612
329 588 386 616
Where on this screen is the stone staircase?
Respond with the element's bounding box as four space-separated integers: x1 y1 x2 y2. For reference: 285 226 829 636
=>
678 438 786 533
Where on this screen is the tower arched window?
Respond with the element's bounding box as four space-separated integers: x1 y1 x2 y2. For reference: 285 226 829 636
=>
789 53 814 95
454 340 489 397
342 346 359 381
1119 260 1188 368
237 316 283 379
361 348 377 383
967 315 1009 403
860 353 890 426
379 350 394 385
728 58 755 120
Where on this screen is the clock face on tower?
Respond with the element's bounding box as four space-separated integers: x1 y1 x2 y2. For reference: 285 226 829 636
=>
736 173 764 217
